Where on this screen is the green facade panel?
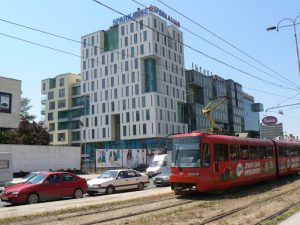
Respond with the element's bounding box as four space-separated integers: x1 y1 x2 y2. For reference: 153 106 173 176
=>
104 26 119 52
144 58 157 92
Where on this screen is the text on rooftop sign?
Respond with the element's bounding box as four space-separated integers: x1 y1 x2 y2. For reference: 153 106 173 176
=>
112 6 180 28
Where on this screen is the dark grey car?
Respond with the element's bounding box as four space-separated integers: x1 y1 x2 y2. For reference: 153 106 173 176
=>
153 168 171 187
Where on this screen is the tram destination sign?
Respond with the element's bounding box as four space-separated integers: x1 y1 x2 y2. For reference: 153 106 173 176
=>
262 116 277 125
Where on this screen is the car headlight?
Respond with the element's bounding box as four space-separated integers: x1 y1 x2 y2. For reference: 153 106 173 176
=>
93 184 101 188
11 192 19 195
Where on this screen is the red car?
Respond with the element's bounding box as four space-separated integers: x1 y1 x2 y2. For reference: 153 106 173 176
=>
0 171 87 205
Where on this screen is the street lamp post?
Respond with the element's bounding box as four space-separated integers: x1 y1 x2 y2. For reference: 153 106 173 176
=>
267 15 300 79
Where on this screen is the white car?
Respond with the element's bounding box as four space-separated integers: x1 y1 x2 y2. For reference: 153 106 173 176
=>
87 169 150 195
5 172 40 187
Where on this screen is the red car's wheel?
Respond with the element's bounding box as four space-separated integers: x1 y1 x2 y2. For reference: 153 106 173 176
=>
73 189 83 199
27 193 39 204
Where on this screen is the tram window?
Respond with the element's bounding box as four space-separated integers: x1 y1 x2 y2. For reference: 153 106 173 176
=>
214 144 228 161
241 145 249 160
279 147 285 158
258 146 267 159
230 144 240 161
202 143 210 167
250 145 258 159
266 146 273 158
285 147 290 157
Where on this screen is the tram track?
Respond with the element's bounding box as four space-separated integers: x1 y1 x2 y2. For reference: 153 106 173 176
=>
3 175 300 225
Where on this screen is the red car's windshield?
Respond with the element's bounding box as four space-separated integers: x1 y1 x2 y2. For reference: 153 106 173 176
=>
25 173 47 184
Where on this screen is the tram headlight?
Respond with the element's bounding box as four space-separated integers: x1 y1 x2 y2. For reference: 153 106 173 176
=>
188 172 200 176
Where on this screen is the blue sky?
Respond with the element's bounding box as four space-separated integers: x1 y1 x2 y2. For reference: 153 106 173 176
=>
1 0 300 137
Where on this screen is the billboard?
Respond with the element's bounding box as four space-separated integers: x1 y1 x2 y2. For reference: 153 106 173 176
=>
262 116 277 125
96 149 147 168
0 92 12 113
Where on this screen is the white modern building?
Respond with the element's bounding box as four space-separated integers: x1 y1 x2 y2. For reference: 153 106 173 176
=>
0 76 21 129
80 7 187 164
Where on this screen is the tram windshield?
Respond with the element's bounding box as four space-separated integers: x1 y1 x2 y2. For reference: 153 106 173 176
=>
172 136 201 168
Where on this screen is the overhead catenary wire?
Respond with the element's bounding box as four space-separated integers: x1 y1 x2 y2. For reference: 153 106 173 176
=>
3 30 300 104
155 0 299 89
1 5 299 100
91 0 298 91
131 0 299 89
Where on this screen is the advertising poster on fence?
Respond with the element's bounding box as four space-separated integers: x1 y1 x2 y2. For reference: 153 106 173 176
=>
96 149 122 168
96 149 147 168
122 149 146 168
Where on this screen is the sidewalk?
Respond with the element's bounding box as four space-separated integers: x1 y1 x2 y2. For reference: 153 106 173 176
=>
279 210 300 225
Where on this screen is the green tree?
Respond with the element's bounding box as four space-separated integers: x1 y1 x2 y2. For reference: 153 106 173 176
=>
20 97 36 121
11 117 50 145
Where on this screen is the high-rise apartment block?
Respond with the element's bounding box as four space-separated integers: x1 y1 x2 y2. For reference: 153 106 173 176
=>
80 8 187 156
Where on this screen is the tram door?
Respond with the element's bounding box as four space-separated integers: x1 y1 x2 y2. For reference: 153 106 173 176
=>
213 144 230 183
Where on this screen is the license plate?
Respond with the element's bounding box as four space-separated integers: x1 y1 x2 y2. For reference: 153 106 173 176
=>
155 180 162 183
1 197 8 201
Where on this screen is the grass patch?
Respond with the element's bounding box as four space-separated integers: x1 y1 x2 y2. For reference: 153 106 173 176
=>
262 204 300 225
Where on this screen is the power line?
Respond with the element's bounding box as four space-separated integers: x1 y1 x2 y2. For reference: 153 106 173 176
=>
243 86 300 100
91 0 298 91
131 0 298 89
155 0 299 89
0 32 80 58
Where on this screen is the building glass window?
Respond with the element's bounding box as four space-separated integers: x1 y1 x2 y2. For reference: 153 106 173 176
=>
132 98 136 109
123 126 127 136
122 74 126 84
146 109 150 120
143 124 147 134
126 86 129 96
59 78 64 87
139 19 143 29
133 125 137 135
49 101 55 110
122 49 125 60
48 91 54 100
111 53 114 62
102 79 105 88
121 26 125 35
134 34 138 44
136 111 140 121
130 23 134 33
143 31 147 41
48 112 53 121
58 99 66 108
59 88 65 98
58 133 66 142
140 44 144 55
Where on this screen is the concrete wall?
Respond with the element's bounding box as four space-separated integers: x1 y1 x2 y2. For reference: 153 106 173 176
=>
0 145 80 173
0 76 21 129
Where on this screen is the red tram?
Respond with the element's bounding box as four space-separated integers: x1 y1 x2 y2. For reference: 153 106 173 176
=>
170 131 300 194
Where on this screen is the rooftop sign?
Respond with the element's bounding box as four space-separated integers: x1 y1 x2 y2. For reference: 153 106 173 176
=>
262 116 277 125
149 5 180 27
113 6 180 28
113 8 149 26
